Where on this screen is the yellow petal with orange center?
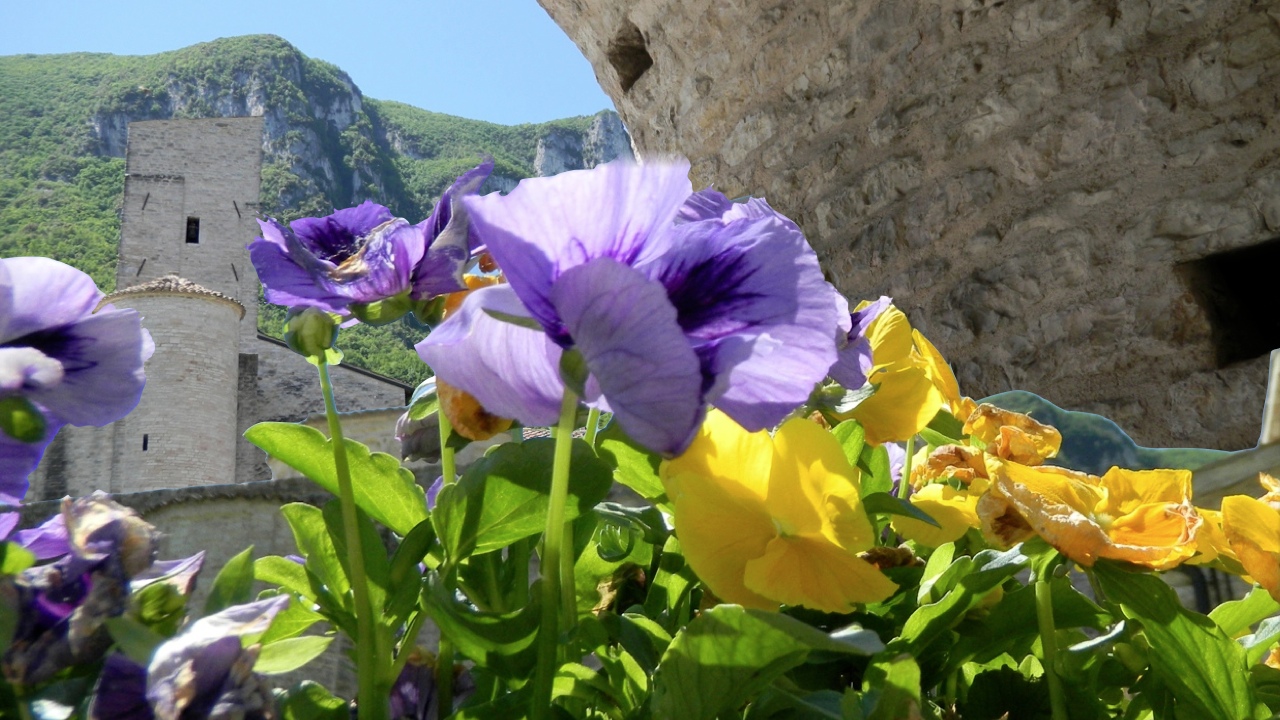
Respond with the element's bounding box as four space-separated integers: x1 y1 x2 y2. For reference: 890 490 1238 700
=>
663 411 773 502
1100 501 1201 570
742 535 898 613
1223 495 1280 603
895 483 979 548
911 444 990 492
863 305 915 367
437 379 514 441
963 404 1062 466
1098 467 1193 513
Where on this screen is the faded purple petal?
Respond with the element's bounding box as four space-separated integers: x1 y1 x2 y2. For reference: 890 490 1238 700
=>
249 220 349 313
551 259 704 455
425 476 444 511
416 285 565 427
416 160 494 294
851 296 892 337
887 442 907 485
291 200 393 261
829 296 891 389
463 159 693 344
13 511 70 560
131 551 204 594
0 512 17 539
89 654 154 720
643 212 838 430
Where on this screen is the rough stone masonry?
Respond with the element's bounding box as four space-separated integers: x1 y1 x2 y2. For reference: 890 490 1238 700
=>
539 0 1280 450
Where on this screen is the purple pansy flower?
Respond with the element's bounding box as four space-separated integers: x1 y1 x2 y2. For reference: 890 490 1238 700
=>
3 494 159 686
829 295 891 390
249 160 493 316
0 258 154 504
417 160 839 455
0 509 70 560
389 648 475 720
88 595 288 720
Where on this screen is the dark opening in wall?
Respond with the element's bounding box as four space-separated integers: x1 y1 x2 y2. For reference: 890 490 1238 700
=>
142 434 149 452
185 217 200 244
607 20 653 93
1177 236 1280 367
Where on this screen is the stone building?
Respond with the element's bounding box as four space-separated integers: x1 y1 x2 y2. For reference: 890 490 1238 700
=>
539 0 1280 452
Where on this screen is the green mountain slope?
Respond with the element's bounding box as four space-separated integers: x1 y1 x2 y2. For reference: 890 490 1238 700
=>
0 35 626 384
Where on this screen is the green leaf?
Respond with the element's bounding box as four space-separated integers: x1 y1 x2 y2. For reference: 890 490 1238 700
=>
255 555 314 600
575 514 654 616
1242 616 1280 665
650 605 881 720
260 598 326 644
862 492 939 528
600 612 673 673
280 503 351 612
0 542 34 576
597 420 667 505
861 653 921 720
857 444 892 498
895 545 1027 653
831 420 866 469
1210 586 1280 636
433 438 613 561
246 422 428 535
321 500 389 616
132 580 189 636
278 680 348 720
406 385 439 422
643 535 700 634
421 572 541 679
482 307 544 331
105 616 165 665
1095 561 1267 719
254 635 335 675
204 546 256 616
926 409 966 440
745 687 843 720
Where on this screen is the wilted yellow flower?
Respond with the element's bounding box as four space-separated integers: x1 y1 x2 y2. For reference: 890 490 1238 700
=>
437 378 513 441
846 305 963 444
895 444 992 547
1222 477 1280 601
661 411 897 613
963 404 1062 466
977 460 1201 570
442 273 503 320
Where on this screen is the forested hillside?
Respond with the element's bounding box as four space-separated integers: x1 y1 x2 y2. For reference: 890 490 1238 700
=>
0 35 630 384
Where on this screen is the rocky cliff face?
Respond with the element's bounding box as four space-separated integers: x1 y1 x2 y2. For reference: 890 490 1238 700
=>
79 35 631 220
540 0 1280 450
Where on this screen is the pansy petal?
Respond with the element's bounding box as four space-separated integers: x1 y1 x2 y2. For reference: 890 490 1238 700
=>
849 363 945 445
26 308 153 426
88 654 153 720
1223 495 1280 601
463 160 693 341
290 200 393 257
323 219 422 304
552 258 704 455
769 417 868 543
0 512 17 539
13 511 70 560
1103 502 1200 570
913 328 963 410
675 187 733 223
416 285 565 427
863 304 914 367
663 409 774 501
648 214 837 430
895 484 979 548
664 467 777 609
248 222 348 313
0 257 104 342
1099 467 1193 510
743 535 898 612
0 419 62 506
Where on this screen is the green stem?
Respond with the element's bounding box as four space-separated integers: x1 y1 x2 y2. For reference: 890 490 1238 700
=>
389 610 427 683
1035 578 1069 720
439 407 457 486
531 390 580 720
435 410 458 719
510 537 531 607
898 436 916 500
584 407 602 448
318 362 386 720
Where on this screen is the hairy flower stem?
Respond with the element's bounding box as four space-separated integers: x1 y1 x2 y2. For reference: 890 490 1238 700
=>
318 362 387 720
898 436 916 500
1035 578 1069 720
531 390 581 720
436 411 458 720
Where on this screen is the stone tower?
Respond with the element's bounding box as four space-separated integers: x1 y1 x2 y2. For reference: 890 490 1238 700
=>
99 277 245 492
115 117 264 346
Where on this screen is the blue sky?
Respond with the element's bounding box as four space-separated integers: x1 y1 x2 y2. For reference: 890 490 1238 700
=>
0 0 615 126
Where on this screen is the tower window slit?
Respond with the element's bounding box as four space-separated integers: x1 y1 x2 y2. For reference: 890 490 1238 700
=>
185 217 200 244
142 434 149 451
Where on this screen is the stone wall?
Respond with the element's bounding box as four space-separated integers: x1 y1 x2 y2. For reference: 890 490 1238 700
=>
539 0 1280 450
116 117 264 346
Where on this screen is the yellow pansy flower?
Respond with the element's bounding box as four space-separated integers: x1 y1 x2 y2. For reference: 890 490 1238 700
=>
895 444 992 547
977 460 1201 570
661 410 898 613
1222 476 1280 601
845 304 963 445
963 404 1062 466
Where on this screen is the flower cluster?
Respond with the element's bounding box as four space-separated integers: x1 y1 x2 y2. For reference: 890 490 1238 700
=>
0 258 154 503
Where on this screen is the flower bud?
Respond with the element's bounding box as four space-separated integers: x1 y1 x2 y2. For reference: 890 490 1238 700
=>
0 396 47 444
285 308 340 365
